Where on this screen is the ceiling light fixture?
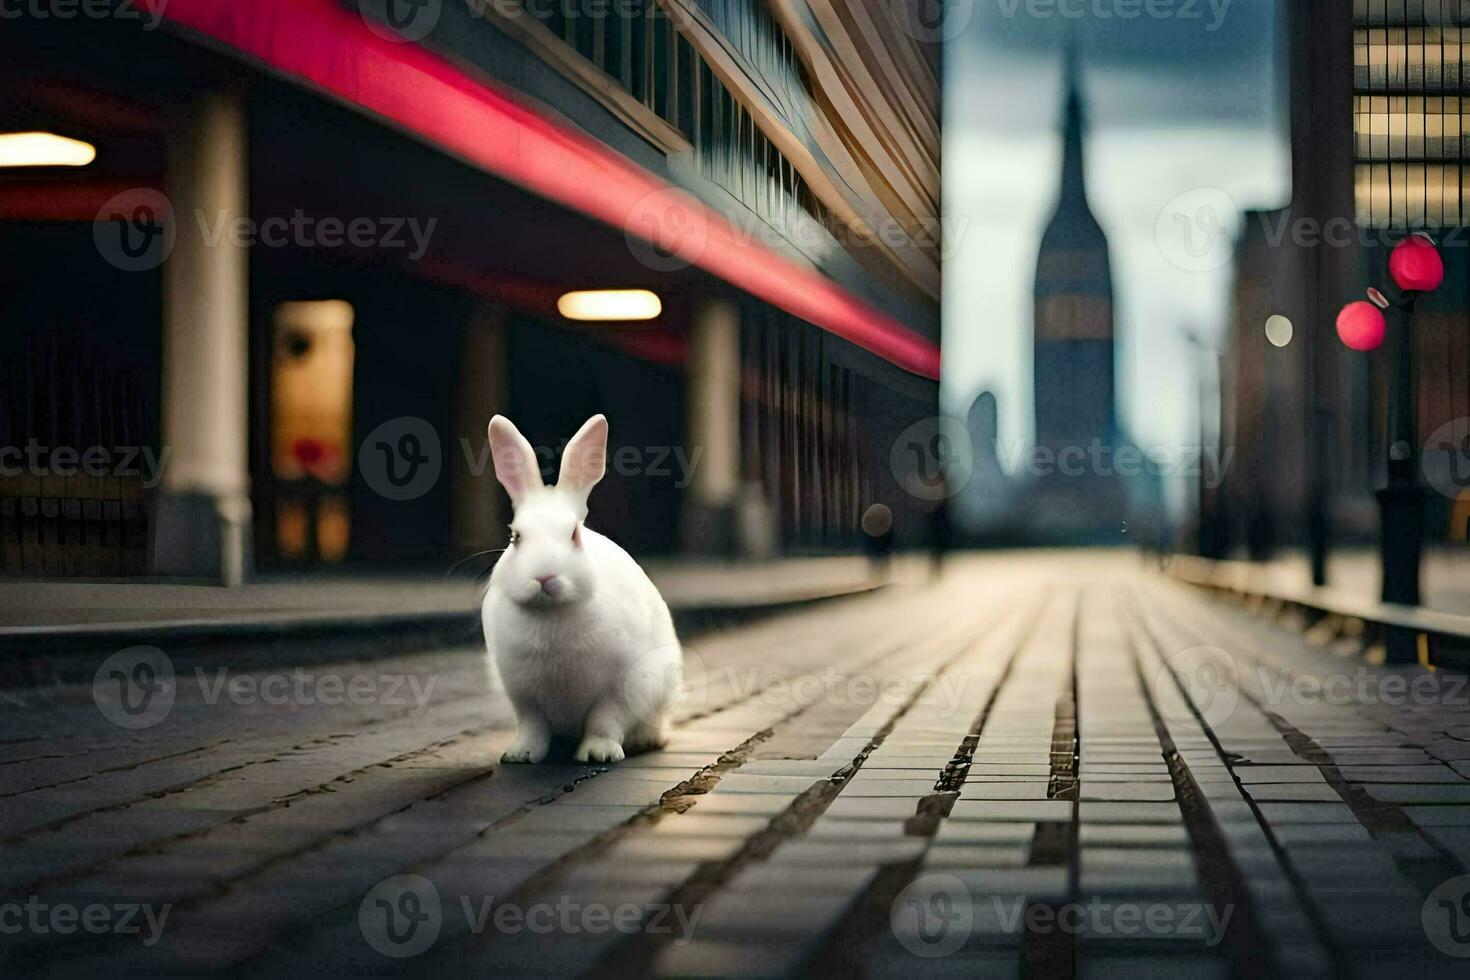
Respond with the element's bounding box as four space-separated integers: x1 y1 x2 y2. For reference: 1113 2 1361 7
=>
556 289 662 322
0 132 97 167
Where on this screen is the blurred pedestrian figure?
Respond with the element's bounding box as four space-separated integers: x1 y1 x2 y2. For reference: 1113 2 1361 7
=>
927 493 952 580
861 503 894 582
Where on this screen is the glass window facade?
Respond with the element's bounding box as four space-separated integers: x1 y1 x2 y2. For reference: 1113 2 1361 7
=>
1353 2 1470 225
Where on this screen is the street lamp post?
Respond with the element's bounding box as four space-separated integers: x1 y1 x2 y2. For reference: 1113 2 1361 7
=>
1337 232 1442 664
1184 329 1221 559
1377 292 1424 663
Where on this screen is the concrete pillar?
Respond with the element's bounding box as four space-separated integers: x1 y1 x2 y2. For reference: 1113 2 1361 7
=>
453 307 507 555
150 92 251 585
681 300 741 554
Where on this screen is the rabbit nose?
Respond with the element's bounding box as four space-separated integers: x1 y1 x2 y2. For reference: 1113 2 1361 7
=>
535 575 557 589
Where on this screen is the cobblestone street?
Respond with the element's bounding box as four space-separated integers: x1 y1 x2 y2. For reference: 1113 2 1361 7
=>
4 554 1470 978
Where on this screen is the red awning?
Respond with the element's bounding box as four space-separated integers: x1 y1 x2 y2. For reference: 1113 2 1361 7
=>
142 0 940 380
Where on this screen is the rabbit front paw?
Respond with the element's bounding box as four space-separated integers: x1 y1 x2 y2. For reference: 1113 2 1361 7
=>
501 732 550 764
574 736 625 764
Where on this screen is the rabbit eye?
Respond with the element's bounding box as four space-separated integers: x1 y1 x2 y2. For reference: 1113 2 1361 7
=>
508 528 520 546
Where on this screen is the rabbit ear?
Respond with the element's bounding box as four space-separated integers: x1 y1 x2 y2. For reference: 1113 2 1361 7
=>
558 414 608 513
487 415 543 506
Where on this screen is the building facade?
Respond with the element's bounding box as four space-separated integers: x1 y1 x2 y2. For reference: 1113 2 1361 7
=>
0 0 944 579
1219 0 1470 565
1352 0 1470 542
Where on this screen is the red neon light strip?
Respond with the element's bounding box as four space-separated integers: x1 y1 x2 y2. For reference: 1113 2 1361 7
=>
144 0 939 379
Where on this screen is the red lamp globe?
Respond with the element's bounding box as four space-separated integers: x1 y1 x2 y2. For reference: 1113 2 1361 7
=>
1336 300 1386 351
1389 233 1444 292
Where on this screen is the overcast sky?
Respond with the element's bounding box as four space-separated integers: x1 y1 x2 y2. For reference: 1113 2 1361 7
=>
940 0 1290 517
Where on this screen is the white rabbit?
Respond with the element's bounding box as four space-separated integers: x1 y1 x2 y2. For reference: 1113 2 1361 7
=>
481 414 682 764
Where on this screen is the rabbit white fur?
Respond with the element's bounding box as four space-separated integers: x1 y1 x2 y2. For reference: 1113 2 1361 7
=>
481 414 682 764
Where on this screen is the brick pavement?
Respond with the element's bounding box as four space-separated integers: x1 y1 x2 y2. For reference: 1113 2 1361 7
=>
2 554 1469 978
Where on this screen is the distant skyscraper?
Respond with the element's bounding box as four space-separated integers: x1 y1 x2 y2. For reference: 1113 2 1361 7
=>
1016 44 1161 546
1033 44 1115 450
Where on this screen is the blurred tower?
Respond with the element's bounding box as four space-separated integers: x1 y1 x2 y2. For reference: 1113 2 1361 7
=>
1034 40 1111 449
1021 43 1149 544
1033 42 1116 451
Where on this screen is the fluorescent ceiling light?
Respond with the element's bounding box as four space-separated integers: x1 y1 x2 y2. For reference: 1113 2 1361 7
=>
557 289 662 322
0 132 97 167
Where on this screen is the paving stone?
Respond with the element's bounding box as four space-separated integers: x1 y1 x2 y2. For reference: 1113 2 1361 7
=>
1078 824 1191 847
869 941 1021 978
849 768 956 780
1403 805 1470 827
1317 899 1434 946
950 800 1072 822
706 773 824 794
1361 784 1470 804
615 752 723 770
723 864 879 894
504 803 645 832
1253 803 1359 824
548 778 673 806
958 782 1051 801
1077 954 1229 979
824 797 924 820
1267 822 1372 845
805 818 913 840
1422 826 1470 865
769 839 926 865
681 793 796 816
735 761 845 777
1326 751 1436 765
933 820 1037 845
1233 766 1326 784
1075 772 1175 783
688 889 859 938
647 813 770 837
1078 803 1182 824
1082 847 1195 871
923 843 1031 868
860 754 960 768
948 866 1068 900
1077 867 1200 896
1289 849 1401 881
1243 782 1343 802
1339 764 1465 783
1079 783 1177 802
602 835 747 863
559 859 702 888
838 778 941 797
1078 765 1171 775
965 764 1053 776
652 937 811 978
